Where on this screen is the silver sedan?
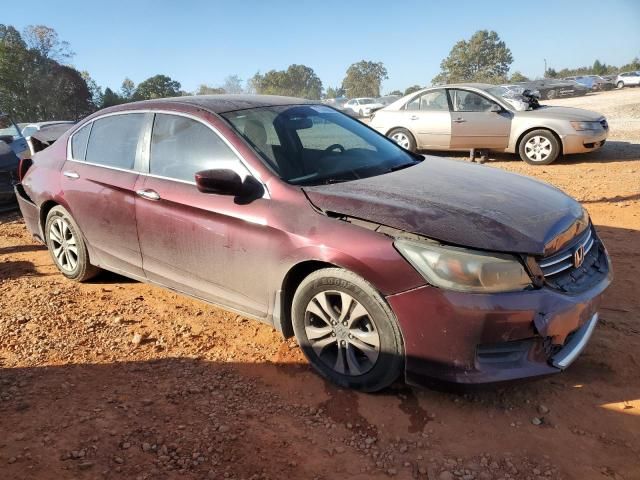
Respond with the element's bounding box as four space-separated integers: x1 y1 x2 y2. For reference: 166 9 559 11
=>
369 83 609 165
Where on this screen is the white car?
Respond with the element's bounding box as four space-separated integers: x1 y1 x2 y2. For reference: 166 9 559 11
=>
343 98 384 117
615 71 640 89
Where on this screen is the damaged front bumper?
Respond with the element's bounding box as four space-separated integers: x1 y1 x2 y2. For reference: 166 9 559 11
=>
386 243 612 387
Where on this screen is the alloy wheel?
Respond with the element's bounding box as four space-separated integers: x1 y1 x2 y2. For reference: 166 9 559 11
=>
524 136 553 163
304 290 380 376
49 217 78 272
390 132 411 149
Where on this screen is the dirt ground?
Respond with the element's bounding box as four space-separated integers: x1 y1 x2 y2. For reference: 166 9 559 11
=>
1 89 639 480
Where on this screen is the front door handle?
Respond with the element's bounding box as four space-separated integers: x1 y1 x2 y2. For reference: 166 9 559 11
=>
410 115 419 120
136 189 161 201
63 171 80 179
453 117 466 123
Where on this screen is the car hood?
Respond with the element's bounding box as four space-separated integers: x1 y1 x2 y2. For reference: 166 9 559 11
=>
303 157 585 255
518 106 604 121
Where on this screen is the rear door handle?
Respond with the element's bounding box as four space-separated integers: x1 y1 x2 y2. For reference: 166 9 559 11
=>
63 171 80 179
136 189 161 201
453 117 466 123
410 115 419 120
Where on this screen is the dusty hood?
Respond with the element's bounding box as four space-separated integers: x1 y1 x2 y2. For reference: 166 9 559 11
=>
303 157 585 255
520 106 604 121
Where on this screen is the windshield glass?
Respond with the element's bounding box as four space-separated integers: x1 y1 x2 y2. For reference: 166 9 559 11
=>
0 115 21 139
485 86 508 97
222 105 421 186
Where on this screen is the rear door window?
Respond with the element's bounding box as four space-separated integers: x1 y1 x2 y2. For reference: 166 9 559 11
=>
85 113 145 170
406 90 449 111
150 114 244 183
70 123 92 161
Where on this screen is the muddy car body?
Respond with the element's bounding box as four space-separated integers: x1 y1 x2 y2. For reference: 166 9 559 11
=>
16 95 612 391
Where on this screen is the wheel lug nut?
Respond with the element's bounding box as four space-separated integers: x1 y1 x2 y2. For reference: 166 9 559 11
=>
342 321 347 326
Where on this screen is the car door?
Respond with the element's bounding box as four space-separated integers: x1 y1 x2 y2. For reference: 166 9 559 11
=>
447 89 512 150
403 89 451 149
135 112 272 318
60 112 148 278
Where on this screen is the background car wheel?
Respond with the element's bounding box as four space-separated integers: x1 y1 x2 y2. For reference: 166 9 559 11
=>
291 268 404 392
358 108 364 117
518 129 560 165
45 206 100 281
546 89 557 100
616 81 624 89
387 128 417 152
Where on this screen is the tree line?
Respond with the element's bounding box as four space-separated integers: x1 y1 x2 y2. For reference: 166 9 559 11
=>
1 24 638 123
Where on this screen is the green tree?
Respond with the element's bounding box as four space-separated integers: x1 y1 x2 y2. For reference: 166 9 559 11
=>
545 68 558 78
403 85 422 95
388 90 403 96
121 78 135 99
222 74 243 94
134 74 182 100
196 84 226 95
101 87 123 108
22 24 73 62
341 60 388 97
81 71 103 110
325 86 345 98
253 64 322 99
509 71 529 82
432 30 513 84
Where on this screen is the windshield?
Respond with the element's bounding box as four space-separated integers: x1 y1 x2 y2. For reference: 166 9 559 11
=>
222 105 421 186
485 86 509 97
0 115 21 139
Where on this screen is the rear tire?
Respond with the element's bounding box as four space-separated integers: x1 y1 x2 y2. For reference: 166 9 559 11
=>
387 128 417 152
518 129 560 165
45 206 100 281
291 268 404 392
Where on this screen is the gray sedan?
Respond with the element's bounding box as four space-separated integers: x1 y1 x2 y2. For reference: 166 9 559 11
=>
369 83 608 165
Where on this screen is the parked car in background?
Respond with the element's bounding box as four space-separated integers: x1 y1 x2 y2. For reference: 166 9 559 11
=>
21 121 75 139
15 95 612 391
564 76 596 90
376 95 401 106
0 112 30 160
344 97 384 117
21 121 75 155
584 75 615 91
615 71 640 89
322 97 349 111
0 140 20 205
517 79 589 99
491 85 541 111
370 83 608 165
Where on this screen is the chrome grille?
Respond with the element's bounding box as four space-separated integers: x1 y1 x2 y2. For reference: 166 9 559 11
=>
539 228 595 277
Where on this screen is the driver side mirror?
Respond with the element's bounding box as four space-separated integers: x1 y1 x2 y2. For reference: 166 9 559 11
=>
489 104 503 113
195 169 264 202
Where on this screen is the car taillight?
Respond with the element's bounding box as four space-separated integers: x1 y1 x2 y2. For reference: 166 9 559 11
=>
18 158 33 182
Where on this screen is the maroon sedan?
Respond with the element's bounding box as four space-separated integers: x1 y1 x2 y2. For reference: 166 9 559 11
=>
15 95 612 391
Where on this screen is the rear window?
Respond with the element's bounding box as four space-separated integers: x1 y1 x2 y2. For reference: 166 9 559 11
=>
70 123 92 160
85 114 145 170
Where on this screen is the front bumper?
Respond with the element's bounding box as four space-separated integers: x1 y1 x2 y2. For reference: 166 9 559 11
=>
562 129 608 154
387 245 612 387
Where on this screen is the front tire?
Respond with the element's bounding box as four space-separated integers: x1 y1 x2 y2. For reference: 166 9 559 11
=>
291 268 404 392
518 129 561 165
616 81 624 89
387 128 417 152
45 206 100 281
546 89 557 100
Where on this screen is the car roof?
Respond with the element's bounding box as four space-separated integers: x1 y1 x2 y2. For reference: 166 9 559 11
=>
25 121 75 128
109 94 315 114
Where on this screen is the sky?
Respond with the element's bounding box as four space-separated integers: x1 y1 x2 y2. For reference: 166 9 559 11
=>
4 0 640 94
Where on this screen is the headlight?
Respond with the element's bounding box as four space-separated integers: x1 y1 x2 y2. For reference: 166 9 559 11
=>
570 121 601 131
395 239 532 293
